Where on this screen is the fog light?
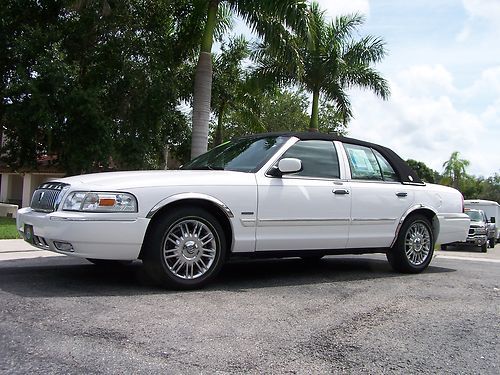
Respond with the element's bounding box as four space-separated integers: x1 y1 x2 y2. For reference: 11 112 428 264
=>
54 241 74 252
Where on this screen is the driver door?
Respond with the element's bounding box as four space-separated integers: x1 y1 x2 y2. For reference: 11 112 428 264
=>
255 140 351 251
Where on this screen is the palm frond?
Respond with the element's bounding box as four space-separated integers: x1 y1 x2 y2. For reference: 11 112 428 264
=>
332 13 365 41
321 83 353 123
339 64 390 99
214 3 234 42
343 35 387 65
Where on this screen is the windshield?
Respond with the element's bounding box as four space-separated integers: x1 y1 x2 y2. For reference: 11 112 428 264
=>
466 211 484 222
182 136 288 172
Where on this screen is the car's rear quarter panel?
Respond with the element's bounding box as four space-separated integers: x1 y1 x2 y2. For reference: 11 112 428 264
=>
412 184 469 244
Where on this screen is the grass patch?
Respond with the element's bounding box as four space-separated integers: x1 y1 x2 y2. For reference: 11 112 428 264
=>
0 217 20 239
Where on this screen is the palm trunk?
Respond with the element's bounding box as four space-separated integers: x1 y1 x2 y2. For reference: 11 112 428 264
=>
308 88 320 132
191 0 219 160
214 103 225 146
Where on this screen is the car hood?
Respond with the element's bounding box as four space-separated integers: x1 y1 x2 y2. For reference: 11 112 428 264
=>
470 222 486 228
56 170 256 189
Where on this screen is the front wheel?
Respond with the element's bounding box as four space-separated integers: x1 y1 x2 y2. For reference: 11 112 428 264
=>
481 243 487 253
488 238 495 248
142 206 226 290
387 214 434 273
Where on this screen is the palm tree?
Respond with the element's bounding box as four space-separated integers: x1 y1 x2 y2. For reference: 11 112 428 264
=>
255 2 389 131
211 36 249 146
190 0 309 159
442 151 470 189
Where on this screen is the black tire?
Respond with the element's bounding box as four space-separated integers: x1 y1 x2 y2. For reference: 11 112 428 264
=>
440 244 447 251
481 243 487 253
488 238 495 248
142 206 226 290
387 214 434 273
86 258 132 266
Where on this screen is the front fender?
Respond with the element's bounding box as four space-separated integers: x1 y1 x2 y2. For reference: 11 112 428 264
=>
146 192 234 219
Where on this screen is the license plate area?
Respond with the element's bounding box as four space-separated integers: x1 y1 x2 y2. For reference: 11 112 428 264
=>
24 224 34 244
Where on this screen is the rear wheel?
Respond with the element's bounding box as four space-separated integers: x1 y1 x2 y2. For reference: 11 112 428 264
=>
143 206 226 290
387 214 434 273
440 244 447 251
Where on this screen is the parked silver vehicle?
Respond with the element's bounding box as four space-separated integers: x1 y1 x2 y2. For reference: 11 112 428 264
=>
464 199 499 246
442 209 489 252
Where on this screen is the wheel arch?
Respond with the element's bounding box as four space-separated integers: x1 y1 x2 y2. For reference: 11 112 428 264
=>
139 195 234 259
391 205 439 248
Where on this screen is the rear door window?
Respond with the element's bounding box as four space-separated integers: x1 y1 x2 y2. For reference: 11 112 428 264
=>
343 144 383 181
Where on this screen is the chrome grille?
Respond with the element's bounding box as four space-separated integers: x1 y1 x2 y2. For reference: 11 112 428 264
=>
30 182 69 213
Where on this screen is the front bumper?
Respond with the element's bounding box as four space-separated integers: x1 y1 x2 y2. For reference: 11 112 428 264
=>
448 234 487 247
17 207 150 260
464 234 487 246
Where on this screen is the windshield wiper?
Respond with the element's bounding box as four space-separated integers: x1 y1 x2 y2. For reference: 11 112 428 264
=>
187 165 224 170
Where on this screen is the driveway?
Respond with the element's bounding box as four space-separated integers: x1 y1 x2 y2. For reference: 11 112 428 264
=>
1 240 499 374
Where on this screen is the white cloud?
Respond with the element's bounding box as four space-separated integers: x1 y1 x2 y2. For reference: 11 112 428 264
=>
347 64 499 177
396 65 456 97
314 0 370 20
458 0 500 41
462 0 500 21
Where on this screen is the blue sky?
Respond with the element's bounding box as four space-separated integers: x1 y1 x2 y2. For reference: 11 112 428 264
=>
231 0 500 177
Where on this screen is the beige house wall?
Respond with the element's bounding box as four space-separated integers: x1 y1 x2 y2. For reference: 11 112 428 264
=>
0 172 65 208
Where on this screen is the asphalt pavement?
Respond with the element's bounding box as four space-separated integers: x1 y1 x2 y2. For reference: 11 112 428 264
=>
0 240 499 374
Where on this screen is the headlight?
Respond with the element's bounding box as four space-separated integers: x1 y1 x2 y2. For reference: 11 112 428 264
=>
62 192 137 212
475 227 486 235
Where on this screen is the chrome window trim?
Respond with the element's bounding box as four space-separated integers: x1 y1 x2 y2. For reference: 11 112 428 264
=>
344 179 403 185
334 141 351 180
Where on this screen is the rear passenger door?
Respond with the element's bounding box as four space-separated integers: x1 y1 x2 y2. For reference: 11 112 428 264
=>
342 143 415 248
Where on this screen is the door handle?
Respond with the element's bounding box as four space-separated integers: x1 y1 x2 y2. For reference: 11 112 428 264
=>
396 192 408 197
333 189 350 195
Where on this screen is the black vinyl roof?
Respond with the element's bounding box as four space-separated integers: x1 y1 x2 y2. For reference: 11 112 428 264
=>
239 132 424 185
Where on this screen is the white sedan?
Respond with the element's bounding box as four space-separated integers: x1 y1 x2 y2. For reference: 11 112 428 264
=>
17 133 469 289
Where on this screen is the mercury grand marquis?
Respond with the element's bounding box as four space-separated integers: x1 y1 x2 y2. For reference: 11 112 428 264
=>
17 133 470 289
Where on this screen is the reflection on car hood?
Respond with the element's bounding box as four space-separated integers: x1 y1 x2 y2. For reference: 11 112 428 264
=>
56 170 255 189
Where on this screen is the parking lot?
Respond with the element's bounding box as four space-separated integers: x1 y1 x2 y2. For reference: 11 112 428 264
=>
1 240 499 374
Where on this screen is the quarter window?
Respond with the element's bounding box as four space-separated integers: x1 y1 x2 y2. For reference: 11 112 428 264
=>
278 140 340 179
373 149 399 182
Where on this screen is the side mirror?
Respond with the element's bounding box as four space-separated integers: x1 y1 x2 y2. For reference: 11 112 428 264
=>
278 158 302 174
491 217 496 224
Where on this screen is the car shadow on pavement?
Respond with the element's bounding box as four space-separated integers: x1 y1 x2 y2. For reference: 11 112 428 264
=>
211 256 455 291
0 255 455 298
440 244 487 253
